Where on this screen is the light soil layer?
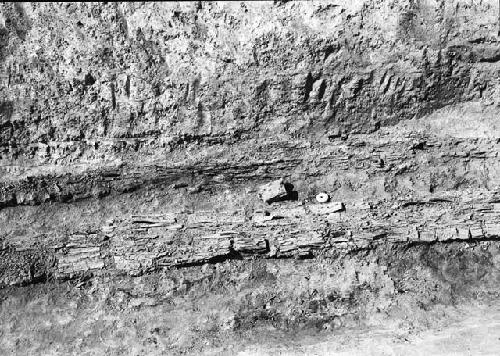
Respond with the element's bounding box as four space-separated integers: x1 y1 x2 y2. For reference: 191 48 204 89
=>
2 1 500 355
237 301 500 356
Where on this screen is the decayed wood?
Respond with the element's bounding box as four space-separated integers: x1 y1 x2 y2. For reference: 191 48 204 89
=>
4 191 496 282
2 133 500 285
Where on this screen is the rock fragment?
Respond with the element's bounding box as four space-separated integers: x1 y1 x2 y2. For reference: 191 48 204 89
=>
258 178 295 204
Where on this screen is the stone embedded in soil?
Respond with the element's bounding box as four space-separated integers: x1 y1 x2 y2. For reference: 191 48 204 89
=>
258 178 293 204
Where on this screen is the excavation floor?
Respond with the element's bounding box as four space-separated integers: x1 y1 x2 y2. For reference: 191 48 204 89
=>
234 301 500 356
1 279 500 356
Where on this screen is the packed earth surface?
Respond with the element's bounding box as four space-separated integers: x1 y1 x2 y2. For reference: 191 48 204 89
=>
2 1 500 355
